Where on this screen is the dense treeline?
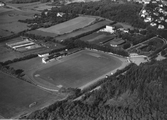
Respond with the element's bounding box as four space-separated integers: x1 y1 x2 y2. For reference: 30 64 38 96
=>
19 1 147 28
11 0 40 3
0 63 25 80
26 59 167 120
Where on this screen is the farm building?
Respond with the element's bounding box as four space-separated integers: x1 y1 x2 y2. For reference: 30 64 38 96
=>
6 37 42 52
110 38 125 47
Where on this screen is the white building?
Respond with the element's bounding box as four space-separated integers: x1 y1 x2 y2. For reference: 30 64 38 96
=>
150 22 157 26
158 25 165 29
0 2 5 6
38 53 49 57
57 12 64 17
100 25 115 34
144 17 152 22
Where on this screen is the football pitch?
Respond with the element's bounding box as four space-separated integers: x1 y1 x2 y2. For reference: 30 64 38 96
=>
34 50 122 89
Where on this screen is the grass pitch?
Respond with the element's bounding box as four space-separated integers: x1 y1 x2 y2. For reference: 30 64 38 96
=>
35 50 122 89
38 16 96 35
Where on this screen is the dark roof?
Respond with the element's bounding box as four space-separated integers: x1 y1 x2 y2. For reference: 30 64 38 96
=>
112 24 123 29
110 38 125 45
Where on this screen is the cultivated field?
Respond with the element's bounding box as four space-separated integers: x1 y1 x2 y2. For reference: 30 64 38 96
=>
10 50 125 90
56 20 113 41
38 16 96 35
0 43 22 62
0 72 65 118
7 2 53 12
0 9 34 36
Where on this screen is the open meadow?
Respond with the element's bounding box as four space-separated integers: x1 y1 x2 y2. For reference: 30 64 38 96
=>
10 50 126 91
38 16 96 35
0 9 34 37
0 72 65 118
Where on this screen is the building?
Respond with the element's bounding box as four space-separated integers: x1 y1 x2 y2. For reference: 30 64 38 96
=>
150 22 157 26
38 53 49 57
158 24 165 29
0 2 5 6
57 12 64 17
100 25 115 34
142 0 150 4
144 16 152 22
110 38 125 47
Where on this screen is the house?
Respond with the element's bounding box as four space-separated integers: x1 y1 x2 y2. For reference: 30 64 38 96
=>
142 0 150 4
119 28 129 33
141 14 146 18
158 24 165 29
160 17 164 21
144 16 152 22
57 12 64 17
159 4 163 7
110 38 125 47
150 22 157 26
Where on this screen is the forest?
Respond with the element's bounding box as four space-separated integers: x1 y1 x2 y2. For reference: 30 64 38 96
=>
24 58 167 120
11 0 40 3
10 0 50 3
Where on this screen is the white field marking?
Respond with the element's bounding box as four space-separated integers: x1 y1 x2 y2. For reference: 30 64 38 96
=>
37 85 58 92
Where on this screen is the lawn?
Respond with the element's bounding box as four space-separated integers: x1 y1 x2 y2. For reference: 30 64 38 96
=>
0 72 64 118
38 16 96 35
34 50 122 89
56 20 113 41
79 32 115 44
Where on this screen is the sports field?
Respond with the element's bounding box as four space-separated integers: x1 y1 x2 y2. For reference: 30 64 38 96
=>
38 16 96 35
79 32 115 44
34 50 122 89
56 20 113 41
0 72 64 118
